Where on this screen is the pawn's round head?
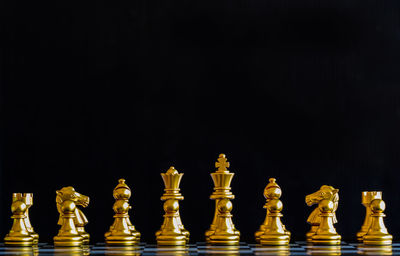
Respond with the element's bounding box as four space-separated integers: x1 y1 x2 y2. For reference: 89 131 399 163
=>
370 199 385 213
264 178 282 200
267 199 283 213
164 199 179 213
61 200 76 213
11 201 27 214
318 199 334 213
113 179 131 200
218 199 233 213
113 200 130 214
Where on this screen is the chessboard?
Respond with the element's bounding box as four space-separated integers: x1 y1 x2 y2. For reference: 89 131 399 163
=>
1 242 400 255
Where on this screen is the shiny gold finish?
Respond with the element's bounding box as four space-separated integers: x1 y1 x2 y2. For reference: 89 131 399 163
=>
4 246 39 256
156 167 189 246
306 245 341 256
305 186 339 243
258 178 290 245
254 245 290 256
105 246 141 256
311 199 341 245
4 193 36 246
363 199 392 245
105 179 141 246
358 244 393 255
357 191 383 242
206 154 240 245
54 187 89 247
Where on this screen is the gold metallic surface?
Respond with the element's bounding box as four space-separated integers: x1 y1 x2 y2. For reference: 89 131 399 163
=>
4 193 37 246
357 191 383 242
254 245 290 256
357 244 393 255
363 199 392 245
156 167 188 246
305 186 339 243
105 179 141 246
206 154 240 245
104 246 141 256
54 187 89 247
306 245 341 255
258 178 290 245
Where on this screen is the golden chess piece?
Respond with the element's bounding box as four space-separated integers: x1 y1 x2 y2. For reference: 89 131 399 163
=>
206 154 240 245
305 185 339 242
311 199 341 245
363 199 392 245
54 186 89 246
156 167 189 246
54 200 83 246
4 194 34 246
22 193 39 244
259 178 290 245
357 191 382 242
105 179 140 245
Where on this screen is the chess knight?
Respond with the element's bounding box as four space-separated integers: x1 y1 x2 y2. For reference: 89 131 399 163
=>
54 186 90 246
4 193 39 246
305 185 341 244
205 154 240 245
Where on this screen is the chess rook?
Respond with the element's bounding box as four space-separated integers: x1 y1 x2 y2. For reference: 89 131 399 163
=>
357 191 382 242
4 193 36 246
54 187 89 247
156 167 189 246
105 179 140 245
258 178 290 245
205 154 240 245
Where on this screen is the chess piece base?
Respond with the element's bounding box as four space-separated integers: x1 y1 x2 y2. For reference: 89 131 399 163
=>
208 235 240 246
363 234 393 246
54 236 83 247
156 236 187 246
260 234 290 246
311 234 341 245
4 235 34 247
106 236 140 246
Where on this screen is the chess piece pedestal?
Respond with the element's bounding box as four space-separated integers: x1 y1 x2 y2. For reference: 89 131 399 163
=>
54 200 83 247
311 200 341 245
363 199 392 246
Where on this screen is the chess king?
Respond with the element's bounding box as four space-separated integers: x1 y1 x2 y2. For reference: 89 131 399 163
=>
205 154 240 245
4 193 39 246
156 167 189 246
54 186 90 246
305 185 341 244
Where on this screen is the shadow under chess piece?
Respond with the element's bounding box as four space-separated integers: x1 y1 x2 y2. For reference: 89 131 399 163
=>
206 154 240 245
305 186 339 242
357 191 382 242
311 199 341 245
54 200 83 247
363 199 392 246
55 187 90 245
105 179 140 245
4 194 34 246
257 178 290 245
156 167 189 246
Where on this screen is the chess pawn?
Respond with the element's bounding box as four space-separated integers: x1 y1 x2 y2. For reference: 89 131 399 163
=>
363 199 392 245
105 179 140 245
255 178 290 243
311 199 341 245
259 178 290 245
22 193 39 244
156 199 187 246
54 200 83 247
208 199 240 245
4 197 34 246
357 191 382 242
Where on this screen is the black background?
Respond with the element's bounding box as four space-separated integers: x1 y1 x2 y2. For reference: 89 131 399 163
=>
1 0 400 245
